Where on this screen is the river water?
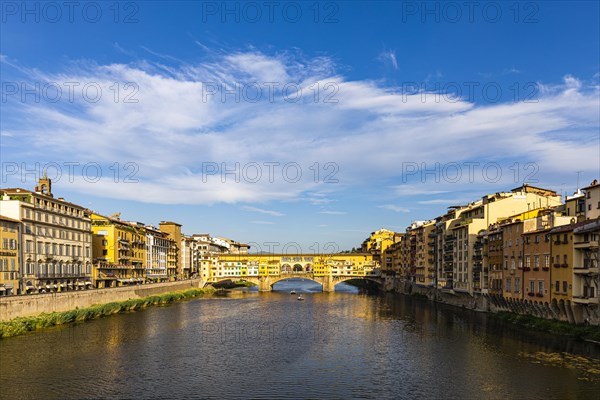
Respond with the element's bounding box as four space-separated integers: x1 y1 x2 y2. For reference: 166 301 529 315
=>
1 279 599 399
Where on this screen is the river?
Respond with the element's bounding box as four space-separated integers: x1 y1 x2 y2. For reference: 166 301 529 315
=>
1 279 599 399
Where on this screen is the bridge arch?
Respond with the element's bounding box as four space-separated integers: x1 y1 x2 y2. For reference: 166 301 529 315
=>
268 275 323 289
332 276 384 288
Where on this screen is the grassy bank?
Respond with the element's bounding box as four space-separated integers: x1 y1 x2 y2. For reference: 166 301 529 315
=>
0 287 215 339
493 312 600 342
212 280 257 289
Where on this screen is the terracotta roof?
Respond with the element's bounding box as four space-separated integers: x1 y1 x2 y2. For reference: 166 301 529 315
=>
549 220 590 233
1 187 86 209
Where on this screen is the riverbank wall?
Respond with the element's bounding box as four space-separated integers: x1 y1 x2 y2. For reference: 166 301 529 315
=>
390 279 600 326
0 279 204 321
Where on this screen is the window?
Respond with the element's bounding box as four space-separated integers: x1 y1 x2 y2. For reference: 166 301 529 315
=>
589 204 592 211
515 277 521 293
555 280 560 292
563 255 568 265
534 256 540 269
530 280 535 293
545 255 550 268
506 278 512 292
526 256 531 268
563 281 568 293
535 235 540 243
538 281 544 294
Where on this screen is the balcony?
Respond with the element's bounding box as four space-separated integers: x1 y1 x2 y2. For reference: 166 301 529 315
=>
573 266 600 274
553 263 562 268
527 292 535 297
542 266 550 271
572 296 599 305
574 240 599 249
523 267 531 271
535 293 544 298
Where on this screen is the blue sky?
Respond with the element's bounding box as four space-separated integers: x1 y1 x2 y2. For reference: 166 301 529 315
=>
1 1 599 251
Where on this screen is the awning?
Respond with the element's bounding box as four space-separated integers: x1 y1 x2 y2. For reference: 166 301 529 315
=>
0 287 5 292
59 283 66 287
77 282 85 286
45 285 51 289
25 285 34 290
85 281 92 285
52 284 58 289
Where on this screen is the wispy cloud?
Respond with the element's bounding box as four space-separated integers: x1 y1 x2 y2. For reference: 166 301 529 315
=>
378 204 410 213
379 50 398 70
319 211 347 215
1 51 598 208
418 199 468 205
241 206 284 217
250 220 275 225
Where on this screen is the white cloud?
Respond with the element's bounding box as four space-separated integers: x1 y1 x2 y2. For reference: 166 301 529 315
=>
250 220 275 225
378 204 410 213
2 50 598 208
379 50 398 70
319 211 347 215
418 199 468 205
241 206 285 217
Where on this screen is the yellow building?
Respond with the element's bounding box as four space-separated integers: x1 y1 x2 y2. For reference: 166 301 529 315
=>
361 228 398 261
159 221 182 279
209 253 378 282
549 221 585 304
0 215 20 296
91 213 146 288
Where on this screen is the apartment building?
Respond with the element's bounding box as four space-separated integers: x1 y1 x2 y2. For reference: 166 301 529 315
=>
572 218 600 311
159 221 182 278
0 215 20 295
0 178 93 294
146 226 170 282
91 213 146 288
582 180 600 220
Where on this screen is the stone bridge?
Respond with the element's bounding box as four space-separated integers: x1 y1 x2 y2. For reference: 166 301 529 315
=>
213 273 385 292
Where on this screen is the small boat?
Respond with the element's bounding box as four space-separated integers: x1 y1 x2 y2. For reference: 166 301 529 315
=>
297 295 305 301
290 290 296 294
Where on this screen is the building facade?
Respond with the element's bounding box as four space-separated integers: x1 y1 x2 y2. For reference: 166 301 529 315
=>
0 178 93 294
0 215 20 296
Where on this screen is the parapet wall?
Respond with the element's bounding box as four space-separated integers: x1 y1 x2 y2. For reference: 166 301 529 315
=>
0 279 203 321
391 279 600 326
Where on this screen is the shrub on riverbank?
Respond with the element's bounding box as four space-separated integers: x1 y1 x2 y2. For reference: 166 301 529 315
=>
0 288 214 339
494 312 600 342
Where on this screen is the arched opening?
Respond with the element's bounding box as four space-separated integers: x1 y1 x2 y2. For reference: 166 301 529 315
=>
271 277 322 293
292 264 303 272
334 278 382 293
281 264 292 273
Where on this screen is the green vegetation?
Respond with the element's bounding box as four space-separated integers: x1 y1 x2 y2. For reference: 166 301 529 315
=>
212 280 257 289
494 312 600 342
0 287 215 339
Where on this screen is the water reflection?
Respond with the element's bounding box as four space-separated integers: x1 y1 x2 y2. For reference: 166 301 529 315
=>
1 285 599 400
